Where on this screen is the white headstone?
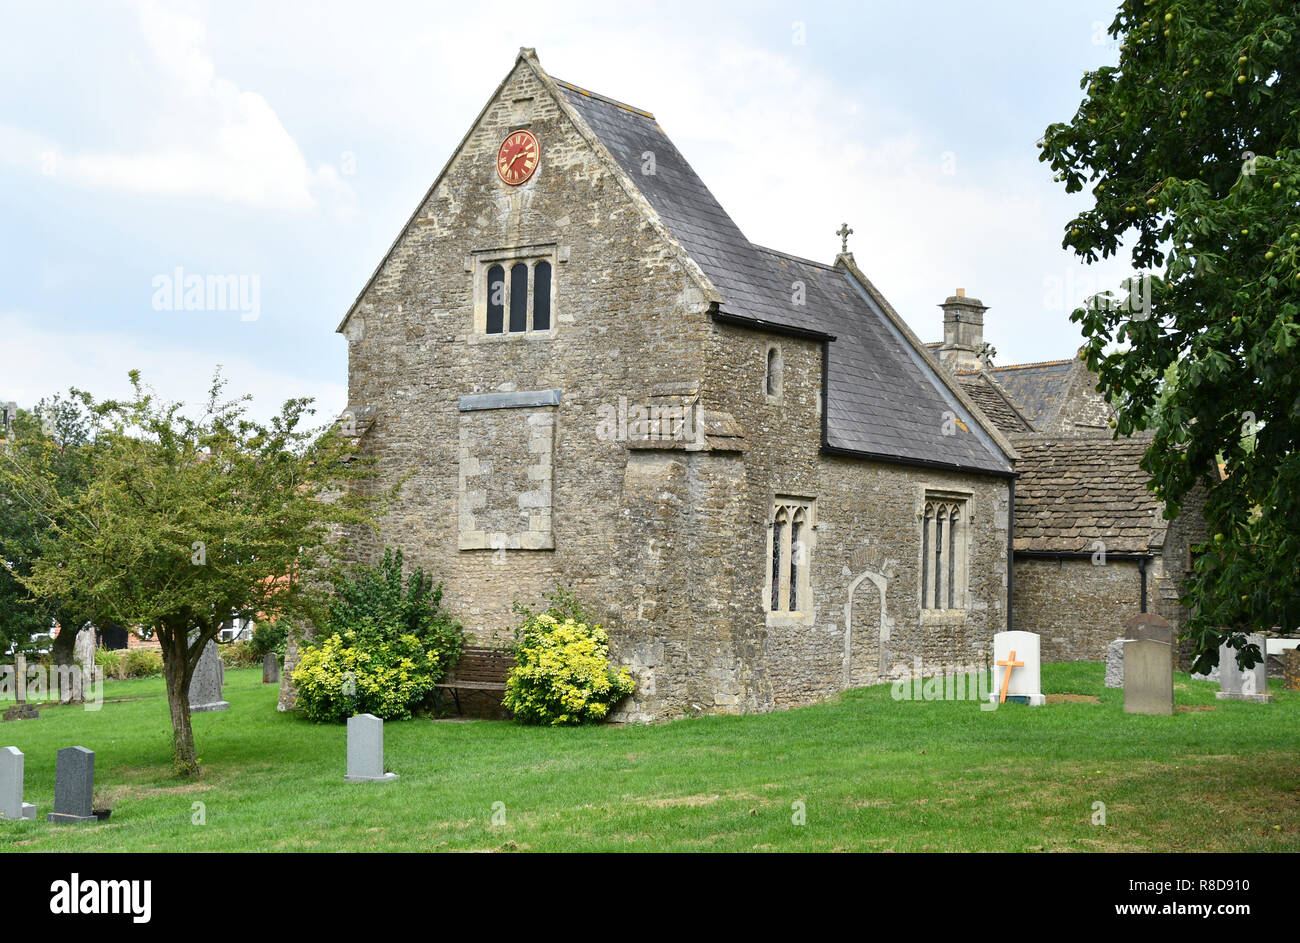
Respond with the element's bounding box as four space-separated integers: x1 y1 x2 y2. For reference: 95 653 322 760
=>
345 713 398 782
1216 633 1273 703
0 747 37 820
988 630 1046 707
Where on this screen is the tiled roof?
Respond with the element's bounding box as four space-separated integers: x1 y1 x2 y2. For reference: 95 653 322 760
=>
955 374 1034 435
1011 434 1166 554
986 360 1076 426
558 81 1013 476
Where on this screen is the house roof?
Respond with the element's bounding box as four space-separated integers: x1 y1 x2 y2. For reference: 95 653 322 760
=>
1011 434 1166 554
954 373 1035 435
985 360 1076 426
557 79 1014 476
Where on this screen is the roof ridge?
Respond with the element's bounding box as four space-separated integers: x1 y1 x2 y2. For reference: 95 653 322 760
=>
989 358 1076 371
750 244 837 271
551 78 654 119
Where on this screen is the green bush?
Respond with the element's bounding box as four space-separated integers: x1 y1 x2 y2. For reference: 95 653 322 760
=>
503 613 634 726
93 647 124 679
220 640 260 669
250 618 289 660
93 646 162 680
290 548 464 723
292 624 447 723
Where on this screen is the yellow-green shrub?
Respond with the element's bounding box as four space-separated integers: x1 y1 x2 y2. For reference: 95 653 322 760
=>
291 626 446 723
503 614 634 726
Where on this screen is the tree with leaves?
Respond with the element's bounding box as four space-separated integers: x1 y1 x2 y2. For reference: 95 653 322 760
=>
1 372 379 776
1041 0 1299 671
0 396 97 660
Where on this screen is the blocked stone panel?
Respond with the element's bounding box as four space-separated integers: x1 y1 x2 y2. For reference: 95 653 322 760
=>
458 405 555 550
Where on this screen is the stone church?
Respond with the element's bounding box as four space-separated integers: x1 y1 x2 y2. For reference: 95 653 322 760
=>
337 49 1204 720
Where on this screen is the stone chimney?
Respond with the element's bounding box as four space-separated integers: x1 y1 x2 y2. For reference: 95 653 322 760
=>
938 289 988 373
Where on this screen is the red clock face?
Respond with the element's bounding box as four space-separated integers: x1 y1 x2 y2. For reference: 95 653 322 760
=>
497 129 540 185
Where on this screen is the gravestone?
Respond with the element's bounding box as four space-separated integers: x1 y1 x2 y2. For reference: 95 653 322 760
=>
1123 639 1174 715
1216 633 1273 703
47 746 97 823
190 640 229 712
987 630 1045 706
1104 639 1127 688
60 626 96 704
345 713 398 782
262 653 280 685
0 747 37 820
1282 650 1300 692
1106 614 1174 688
3 654 39 721
1125 612 1173 644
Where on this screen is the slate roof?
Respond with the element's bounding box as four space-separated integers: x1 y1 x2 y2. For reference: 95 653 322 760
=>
1011 434 1166 554
985 360 1075 426
954 373 1034 435
557 80 1013 476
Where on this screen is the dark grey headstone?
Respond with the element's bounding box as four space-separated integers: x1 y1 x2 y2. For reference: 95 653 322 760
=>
190 641 229 712
47 746 96 823
345 713 397 782
262 652 280 685
1123 639 1174 715
0 746 36 820
1216 633 1273 703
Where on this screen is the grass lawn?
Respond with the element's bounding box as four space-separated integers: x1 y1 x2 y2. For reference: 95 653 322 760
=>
1 662 1297 852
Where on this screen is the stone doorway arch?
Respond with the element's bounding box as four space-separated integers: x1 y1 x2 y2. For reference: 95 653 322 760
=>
843 570 889 689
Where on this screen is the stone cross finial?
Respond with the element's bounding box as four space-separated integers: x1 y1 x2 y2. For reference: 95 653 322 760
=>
977 342 997 368
836 223 854 254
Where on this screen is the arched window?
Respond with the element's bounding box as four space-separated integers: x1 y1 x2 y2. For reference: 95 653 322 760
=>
486 264 505 334
533 261 552 331
509 263 529 333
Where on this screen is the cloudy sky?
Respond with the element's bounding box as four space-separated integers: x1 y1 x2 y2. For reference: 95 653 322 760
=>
0 0 1136 423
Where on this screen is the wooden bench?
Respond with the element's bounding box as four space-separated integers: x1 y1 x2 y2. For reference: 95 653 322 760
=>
434 647 514 715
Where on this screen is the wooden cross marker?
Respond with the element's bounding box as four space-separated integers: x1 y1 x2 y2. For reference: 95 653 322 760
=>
997 649 1024 703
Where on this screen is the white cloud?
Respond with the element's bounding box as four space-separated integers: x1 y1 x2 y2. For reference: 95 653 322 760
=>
0 311 346 427
0 0 350 210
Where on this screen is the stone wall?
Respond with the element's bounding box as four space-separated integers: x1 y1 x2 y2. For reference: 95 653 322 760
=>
1013 556 1144 661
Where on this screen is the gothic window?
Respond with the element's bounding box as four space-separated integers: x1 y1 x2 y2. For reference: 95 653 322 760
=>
921 496 968 610
479 254 556 336
765 346 783 399
767 497 813 614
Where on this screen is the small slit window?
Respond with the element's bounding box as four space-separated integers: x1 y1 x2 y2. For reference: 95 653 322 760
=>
765 346 783 399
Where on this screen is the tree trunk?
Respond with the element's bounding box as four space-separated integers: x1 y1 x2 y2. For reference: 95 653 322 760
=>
50 619 77 666
161 630 199 778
